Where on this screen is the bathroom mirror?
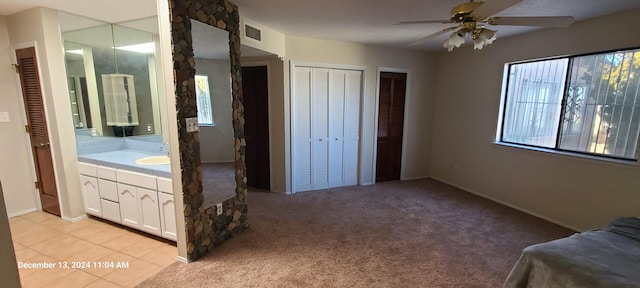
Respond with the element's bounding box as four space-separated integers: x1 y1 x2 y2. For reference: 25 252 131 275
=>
191 19 236 208
61 12 164 140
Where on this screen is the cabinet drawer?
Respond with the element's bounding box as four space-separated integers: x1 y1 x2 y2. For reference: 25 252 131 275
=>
78 162 97 177
98 179 118 202
97 166 117 181
100 199 121 223
157 177 172 194
116 169 157 190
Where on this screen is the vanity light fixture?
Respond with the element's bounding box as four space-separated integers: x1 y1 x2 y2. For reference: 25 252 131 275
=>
114 42 155 54
65 49 83 55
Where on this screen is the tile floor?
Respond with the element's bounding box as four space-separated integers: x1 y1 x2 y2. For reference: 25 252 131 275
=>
9 211 178 288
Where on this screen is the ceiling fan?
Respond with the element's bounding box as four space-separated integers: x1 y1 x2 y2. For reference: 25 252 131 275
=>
397 0 575 51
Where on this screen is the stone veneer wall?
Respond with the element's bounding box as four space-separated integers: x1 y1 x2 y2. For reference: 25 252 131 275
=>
169 0 247 261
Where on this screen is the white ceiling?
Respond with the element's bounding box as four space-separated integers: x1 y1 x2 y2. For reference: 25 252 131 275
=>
2 0 640 51
233 0 640 50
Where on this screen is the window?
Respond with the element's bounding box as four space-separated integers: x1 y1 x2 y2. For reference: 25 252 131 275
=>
195 75 214 125
499 48 640 161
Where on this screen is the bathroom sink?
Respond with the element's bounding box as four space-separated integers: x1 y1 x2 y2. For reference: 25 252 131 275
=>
135 155 170 165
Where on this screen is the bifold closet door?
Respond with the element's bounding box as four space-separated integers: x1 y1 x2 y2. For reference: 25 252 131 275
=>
343 70 361 186
293 66 361 193
311 69 330 190
294 67 313 192
328 70 345 188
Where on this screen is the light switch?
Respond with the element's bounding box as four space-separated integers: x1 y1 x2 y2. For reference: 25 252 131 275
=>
185 117 199 132
0 112 9 123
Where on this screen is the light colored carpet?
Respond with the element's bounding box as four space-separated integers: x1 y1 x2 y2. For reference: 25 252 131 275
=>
138 178 572 287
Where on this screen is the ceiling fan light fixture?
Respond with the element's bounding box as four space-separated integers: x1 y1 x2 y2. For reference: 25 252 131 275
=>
472 28 496 50
443 30 466 52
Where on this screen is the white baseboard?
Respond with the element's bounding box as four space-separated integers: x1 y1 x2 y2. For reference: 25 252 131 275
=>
62 214 88 223
177 256 189 263
361 181 374 186
429 176 582 232
8 208 37 218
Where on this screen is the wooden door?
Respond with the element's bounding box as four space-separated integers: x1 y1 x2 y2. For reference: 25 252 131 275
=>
376 72 407 182
242 66 271 190
16 47 61 216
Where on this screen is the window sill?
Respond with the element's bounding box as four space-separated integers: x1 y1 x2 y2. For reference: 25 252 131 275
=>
198 124 215 127
492 141 639 167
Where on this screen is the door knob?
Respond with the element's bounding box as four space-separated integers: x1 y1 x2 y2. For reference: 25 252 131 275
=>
39 142 50 148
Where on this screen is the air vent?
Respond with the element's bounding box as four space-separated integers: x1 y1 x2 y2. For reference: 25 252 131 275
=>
244 24 262 42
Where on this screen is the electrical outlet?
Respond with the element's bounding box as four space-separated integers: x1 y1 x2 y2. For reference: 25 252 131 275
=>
146 124 152 133
185 117 199 133
216 203 223 216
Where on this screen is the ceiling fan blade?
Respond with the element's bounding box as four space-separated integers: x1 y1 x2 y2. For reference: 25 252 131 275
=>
471 0 523 20
395 20 453 25
409 26 458 46
489 16 575 27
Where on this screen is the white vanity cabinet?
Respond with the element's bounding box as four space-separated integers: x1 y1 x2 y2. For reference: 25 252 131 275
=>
78 163 101 217
97 166 120 223
117 183 140 228
77 161 176 241
116 170 161 236
157 177 176 241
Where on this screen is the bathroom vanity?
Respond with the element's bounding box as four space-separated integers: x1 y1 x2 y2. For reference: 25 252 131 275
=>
76 136 176 241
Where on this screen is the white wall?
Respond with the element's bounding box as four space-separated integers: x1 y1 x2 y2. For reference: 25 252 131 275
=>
6 8 85 220
195 58 234 163
240 17 285 59
430 8 640 231
284 36 436 190
0 16 39 217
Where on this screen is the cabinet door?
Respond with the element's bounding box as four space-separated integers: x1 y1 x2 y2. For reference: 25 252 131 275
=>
80 175 101 216
117 183 139 228
158 192 177 241
137 188 161 236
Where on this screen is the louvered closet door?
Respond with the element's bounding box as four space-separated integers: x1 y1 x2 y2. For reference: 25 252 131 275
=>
294 67 313 192
343 70 362 186
328 70 345 188
293 66 361 192
311 68 330 190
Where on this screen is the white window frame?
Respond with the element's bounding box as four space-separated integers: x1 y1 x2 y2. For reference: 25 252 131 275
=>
495 48 640 165
195 74 214 126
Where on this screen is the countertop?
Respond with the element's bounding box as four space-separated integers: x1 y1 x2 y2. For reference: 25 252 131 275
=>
77 149 171 178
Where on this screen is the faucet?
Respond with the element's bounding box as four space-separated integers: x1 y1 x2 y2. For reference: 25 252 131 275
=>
159 142 170 156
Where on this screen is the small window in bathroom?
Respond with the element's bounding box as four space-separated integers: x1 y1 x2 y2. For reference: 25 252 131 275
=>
195 74 214 126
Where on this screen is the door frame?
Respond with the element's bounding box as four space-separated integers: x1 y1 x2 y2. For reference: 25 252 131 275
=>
373 67 412 183
241 61 274 192
10 41 62 215
289 61 367 194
